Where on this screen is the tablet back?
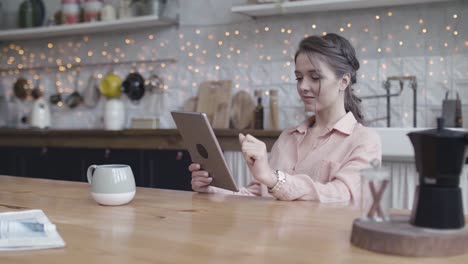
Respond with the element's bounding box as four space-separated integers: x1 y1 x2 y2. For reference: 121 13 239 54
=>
171 111 239 192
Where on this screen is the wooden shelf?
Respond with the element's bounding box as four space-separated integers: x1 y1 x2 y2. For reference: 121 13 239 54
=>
0 128 281 151
232 0 454 17
0 58 177 72
0 16 177 42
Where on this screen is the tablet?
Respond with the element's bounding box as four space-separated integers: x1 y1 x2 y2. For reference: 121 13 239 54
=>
171 111 239 192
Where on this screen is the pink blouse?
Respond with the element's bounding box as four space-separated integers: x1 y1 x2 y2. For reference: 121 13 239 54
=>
210 112 382 203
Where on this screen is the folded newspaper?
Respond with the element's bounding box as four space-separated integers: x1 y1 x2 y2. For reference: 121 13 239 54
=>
0 209 65 251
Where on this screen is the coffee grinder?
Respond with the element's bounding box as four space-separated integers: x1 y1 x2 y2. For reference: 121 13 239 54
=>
408 117 468 229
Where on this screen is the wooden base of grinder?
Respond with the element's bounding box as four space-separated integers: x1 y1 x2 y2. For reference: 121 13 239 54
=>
351 215 468 257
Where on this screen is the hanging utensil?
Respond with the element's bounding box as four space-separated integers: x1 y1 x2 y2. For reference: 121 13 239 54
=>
13 76 32 100
31 74 43 100
65 71 83 108
123 71 145 102
100 70 122 98
82 74 101 108
49 74 63 106
145 72 164 93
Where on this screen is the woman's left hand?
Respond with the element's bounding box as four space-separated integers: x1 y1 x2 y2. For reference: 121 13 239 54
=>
238 133 277 188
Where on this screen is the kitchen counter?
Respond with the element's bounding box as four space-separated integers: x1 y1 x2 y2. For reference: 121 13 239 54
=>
0 128 281 151
1 175 467 263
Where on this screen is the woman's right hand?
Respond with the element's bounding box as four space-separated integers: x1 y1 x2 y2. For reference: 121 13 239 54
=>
188 163 213 193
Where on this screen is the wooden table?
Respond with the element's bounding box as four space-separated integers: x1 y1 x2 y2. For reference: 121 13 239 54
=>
0 176 467 264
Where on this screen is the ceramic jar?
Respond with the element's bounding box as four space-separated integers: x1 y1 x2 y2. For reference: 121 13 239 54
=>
31 97 51 129
104 98 125 130
83 0 103 22
62 0 80 24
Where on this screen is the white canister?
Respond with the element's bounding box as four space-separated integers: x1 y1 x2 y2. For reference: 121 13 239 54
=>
101 3 117 21
31 97 51 129
83 0 103 22
104 98 125 130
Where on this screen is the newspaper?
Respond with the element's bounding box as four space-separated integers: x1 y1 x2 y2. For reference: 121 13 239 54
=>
0 209 65 251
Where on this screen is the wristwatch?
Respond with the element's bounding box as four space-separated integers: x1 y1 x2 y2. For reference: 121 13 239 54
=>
268 170 286 193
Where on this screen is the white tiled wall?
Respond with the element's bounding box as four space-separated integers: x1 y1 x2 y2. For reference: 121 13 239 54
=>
0 0 467 129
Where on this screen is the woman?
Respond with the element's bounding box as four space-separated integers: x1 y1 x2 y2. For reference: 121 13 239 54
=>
189 33 382 203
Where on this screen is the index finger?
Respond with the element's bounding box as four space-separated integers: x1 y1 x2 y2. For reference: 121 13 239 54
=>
245 134 262 144
238 133 246 144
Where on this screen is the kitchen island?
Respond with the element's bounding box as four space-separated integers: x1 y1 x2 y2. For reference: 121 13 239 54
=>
0 128 280 190
1 175 467 263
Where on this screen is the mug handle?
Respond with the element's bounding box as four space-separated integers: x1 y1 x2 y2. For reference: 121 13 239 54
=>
87 165 98 185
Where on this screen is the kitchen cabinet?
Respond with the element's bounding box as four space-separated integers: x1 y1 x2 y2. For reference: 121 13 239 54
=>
143 150 192 191
0 147 192 191
0 147 18 177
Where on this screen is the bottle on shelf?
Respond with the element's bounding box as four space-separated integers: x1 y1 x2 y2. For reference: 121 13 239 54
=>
269 89 279 130
254 90 264 130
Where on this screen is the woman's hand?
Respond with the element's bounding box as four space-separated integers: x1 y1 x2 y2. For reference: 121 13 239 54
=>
188 163 213 193
238 133 277 188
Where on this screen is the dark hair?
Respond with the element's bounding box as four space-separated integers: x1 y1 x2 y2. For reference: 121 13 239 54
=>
294 33 363 123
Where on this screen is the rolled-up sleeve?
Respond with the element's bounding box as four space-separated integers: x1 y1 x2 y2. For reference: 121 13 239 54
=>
271 139 381 202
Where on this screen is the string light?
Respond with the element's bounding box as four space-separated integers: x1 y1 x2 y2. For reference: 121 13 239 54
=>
0 7 459 132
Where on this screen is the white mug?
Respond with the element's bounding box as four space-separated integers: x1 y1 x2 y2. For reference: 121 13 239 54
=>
87 164 136 206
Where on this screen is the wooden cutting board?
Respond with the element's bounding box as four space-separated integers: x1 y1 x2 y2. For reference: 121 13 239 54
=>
230 90 255 129
196 80 232 129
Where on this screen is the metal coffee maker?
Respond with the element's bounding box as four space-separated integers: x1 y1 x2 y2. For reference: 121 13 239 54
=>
408 118 468 229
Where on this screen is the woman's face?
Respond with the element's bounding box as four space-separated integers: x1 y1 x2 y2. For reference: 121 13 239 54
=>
294 52 345 113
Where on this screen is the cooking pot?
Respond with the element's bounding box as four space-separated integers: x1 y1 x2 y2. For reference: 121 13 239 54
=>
123 72 145 101
99 72 122 98
13 77 32 100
